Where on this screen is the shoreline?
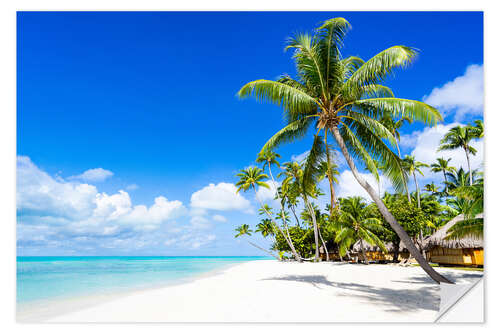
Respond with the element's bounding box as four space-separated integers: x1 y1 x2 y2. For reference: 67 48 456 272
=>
17 259 259 322
18 260 483 323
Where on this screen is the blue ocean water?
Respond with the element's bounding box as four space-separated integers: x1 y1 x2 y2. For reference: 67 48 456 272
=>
17 256 270 304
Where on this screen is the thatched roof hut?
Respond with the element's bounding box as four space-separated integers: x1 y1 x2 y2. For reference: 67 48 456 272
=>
425 214 483 249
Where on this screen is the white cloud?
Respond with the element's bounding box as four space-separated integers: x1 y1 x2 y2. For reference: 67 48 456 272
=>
212 214 227 223
410 123 484 177
291 151 309 162
255 180 278 202
68 168 114 182
423 64 483 121
126 184 139 191
17 156 187 239
190 182 251 211
163 234 216 249
336 170 390 201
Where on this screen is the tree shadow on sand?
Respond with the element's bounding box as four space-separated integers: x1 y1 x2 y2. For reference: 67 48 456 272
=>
391 271 483 285
260 274 440 313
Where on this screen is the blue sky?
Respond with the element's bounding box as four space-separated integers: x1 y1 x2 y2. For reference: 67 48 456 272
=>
17 11 484 256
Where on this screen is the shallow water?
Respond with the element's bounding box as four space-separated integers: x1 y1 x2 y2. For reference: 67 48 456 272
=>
17 256 270 304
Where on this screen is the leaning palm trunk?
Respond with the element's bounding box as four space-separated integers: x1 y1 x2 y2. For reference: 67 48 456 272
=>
252 185 302 262
413 172 426 257
303 197 320 261
331 127 452 283
266 163 303 261
247 241 281 260
318 226 329 261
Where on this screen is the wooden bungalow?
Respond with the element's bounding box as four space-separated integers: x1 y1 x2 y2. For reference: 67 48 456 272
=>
424 214 484 267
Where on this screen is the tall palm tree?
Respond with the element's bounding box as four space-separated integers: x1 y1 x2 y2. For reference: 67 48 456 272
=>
335 197 387 264
470 119 484 139
236 167 302 261
438 125 477 185
318 149 340 215
280 161 322 261
381 115 413 201
402 155 429 255
402 155 429 209
256 219 275 239
238 17 451 283
430 157 456 193
445 167 477 192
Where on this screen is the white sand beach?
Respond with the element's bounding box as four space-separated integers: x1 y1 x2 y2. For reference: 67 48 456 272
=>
19 260 482 323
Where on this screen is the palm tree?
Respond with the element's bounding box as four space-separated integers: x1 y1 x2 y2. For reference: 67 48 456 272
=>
424 182 440 195
430 157 456 193
470 119 483 138
402 155 429 209
381 115 413 201
256 219 275 238
318 150 340 215
335 197 387 264
234 224 252 238
279 161 322 261
236 166 302 261
402 155 429 256
238 17 451 283
446 177 483 240
438 125 477 185
445 167 477 192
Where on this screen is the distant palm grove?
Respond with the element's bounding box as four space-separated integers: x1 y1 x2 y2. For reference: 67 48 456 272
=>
234 18 483 284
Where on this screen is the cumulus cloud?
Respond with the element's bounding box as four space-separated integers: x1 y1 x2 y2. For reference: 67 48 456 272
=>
336 170 390 201
68 168 114 182
410 123 484 178
212 214 227 223
16 156 198 253
164 234 216 250
423 64 483 121
255 180 278 202
190 182 251 211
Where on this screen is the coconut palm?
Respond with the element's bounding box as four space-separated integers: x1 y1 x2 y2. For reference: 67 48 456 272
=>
446 177 483 240
234 224 252 238
381 115 413 201
438 125 477 185
238 17 450 283
402 155 429 209
335 197 387 264
236 167 302 261
318 149 340 215
470 119 484 139
279 161 322 261
256 219 275 238
445 167 478 192
424 182 440 195
430 157 456 193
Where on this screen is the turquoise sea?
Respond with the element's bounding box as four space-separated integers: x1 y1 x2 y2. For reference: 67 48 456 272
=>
17 256 270 304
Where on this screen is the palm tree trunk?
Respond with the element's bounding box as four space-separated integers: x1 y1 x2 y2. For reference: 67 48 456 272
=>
252 185 302 262
303 197 320 262
359 239 369 265
443 170 448 193
396 140 412 203
265 164 303 262
331 127 452 284
318 226 329 261
465 148 473 185
290 206 300 227
328 175 337 215
413 172 426 258
247 241 281 260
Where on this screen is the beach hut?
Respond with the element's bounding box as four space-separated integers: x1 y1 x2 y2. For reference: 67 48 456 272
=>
425 214 483 267
351 241 394 262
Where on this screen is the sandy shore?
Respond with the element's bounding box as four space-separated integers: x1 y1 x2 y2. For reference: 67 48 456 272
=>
18 260 482 323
